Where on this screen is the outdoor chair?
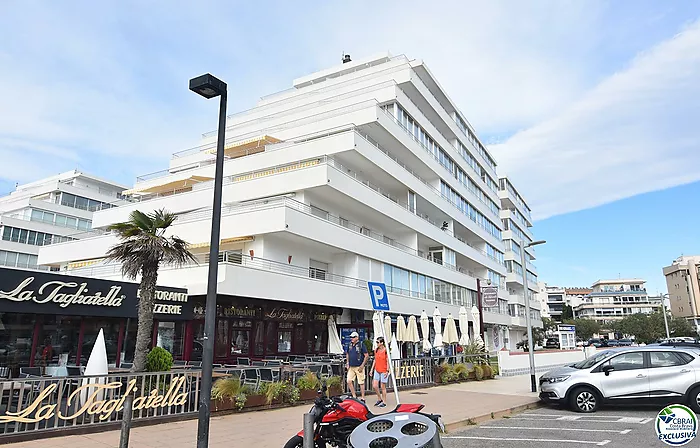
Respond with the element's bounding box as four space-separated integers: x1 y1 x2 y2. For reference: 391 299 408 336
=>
242 368 259 390
238 358 250 366
19 367 42 377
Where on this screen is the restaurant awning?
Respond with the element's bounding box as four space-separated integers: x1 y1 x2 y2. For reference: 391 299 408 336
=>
187 236 255 249
122 175 213 196
203 135 281 158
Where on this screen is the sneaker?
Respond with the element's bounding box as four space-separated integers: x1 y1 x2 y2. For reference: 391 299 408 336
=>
360 398 366 403
374 400 383 407
377 402 387 408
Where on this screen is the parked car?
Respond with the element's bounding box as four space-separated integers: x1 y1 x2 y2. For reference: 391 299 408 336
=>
586 338 605 348
545 338 560 349
539 346 700 413
606 339 620 347
618 339 633 346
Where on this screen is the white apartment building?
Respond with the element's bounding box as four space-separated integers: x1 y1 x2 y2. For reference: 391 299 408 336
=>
574 279 660 327
0 170 127 271
38 53 541 360
534 281 551 319
498 177 541 348
663 255 700 333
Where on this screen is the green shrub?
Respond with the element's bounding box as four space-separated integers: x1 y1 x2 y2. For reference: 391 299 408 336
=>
145 347 173 372
297 371 321 391
259 381 286 405
453 363 469 381
473 364 484 381
283 383 300 405
363 339 374 356
481 364 493 379
436 362 458 383
211 377 245 401
325 375 342 395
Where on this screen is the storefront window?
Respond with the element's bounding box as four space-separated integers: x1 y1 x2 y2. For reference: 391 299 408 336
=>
0 313 35 374
82 318 120 366
215 319 229 359
231 330 250 355
277 322 293 353
265 322 277 355
156 322 185 359
121 319 137 364
253 321 264 356
37 315 81 368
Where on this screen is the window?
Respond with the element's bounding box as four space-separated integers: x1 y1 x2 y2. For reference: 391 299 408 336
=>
605 352 645 371
650 351 691 368
309 260 328 281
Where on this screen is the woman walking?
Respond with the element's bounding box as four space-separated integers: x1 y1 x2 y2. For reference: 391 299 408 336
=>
371 337 389 407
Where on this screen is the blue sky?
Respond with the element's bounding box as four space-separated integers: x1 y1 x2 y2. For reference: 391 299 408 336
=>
1 1 699 293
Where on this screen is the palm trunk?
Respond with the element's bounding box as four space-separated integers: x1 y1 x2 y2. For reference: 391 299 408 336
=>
132 264 159 373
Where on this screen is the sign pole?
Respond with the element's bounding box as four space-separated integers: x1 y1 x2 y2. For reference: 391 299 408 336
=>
379 311 401 405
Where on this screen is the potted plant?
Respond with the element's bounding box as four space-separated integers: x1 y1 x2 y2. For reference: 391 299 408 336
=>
453 363 469 381
297 371 322 401
260 381 286 406
473 364 484 381
283 382 300 405
210 377 250 412
325 375 343 396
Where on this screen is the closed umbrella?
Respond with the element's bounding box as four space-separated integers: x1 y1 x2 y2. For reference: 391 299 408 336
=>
327 316 344 354
384 314 393 344
419 311 432 352
389 333 401 360
432 307 443 349
406 316 420 343
81 329 108 406
443 313 459 344
458 306 470 345
372 312 383 351
471 305 484 348
396 316 407 342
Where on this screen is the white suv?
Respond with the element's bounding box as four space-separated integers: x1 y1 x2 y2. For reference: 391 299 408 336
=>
539 346 700 413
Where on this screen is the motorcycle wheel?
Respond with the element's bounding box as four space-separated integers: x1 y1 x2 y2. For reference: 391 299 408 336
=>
282 435 324 448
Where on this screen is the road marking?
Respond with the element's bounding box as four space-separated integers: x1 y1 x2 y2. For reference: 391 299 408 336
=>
522 413 646 419
479 426 632 434
617 417 650 424
445 436 612 446
640 418 653 424
557 415 582 421
511 416 652 425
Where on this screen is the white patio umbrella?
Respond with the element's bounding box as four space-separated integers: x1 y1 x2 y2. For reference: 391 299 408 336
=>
471 305 484 347
327 316 344 354
432 307 443 350
443 313 459 344
384 314 393 344
80 329 109 405
419 311 432 352
406 316 420 343
389 333 401 360
372 312 383 351
396 315 407 342
458 306 470 345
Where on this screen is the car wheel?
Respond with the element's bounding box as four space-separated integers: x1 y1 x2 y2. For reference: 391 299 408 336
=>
687 386 700 413
569 387 599 413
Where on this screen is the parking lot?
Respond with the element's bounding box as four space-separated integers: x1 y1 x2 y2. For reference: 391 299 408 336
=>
442 406 674 448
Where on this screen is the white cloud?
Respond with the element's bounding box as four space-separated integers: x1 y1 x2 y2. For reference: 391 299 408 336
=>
490 20 700 220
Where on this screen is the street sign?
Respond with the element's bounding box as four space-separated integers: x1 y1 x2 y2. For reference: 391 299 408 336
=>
481 286 499 308
368 282 390 311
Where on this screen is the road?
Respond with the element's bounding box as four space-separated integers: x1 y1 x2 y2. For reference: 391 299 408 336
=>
441 406 679 448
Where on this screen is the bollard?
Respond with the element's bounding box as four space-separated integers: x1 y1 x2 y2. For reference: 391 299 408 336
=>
303 412 315 448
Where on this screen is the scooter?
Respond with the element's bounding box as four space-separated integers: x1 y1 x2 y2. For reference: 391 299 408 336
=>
283 383 444 448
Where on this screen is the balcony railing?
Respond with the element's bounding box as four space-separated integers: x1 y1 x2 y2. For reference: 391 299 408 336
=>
66 252 481 309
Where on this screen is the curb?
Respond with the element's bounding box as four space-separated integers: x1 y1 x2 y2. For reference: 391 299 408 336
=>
444 399 542 433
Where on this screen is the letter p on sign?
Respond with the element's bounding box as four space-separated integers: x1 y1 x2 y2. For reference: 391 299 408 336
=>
368 282 390 311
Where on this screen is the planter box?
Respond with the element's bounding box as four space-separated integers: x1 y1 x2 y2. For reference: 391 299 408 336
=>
328 385 343 397
211 398 236 412
299 389 318 401
244 394 267 408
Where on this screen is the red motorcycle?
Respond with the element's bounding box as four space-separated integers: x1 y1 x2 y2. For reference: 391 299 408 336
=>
283 388 444 448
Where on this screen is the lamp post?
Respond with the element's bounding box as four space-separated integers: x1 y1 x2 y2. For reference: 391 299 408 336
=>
189 73 227 448
661 293 671 340
521 239 546 393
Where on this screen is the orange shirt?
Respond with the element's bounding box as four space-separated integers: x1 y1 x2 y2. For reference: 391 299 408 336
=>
374 347 388 373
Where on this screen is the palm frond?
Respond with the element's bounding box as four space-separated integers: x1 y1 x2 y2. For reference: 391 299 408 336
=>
130 210 155 233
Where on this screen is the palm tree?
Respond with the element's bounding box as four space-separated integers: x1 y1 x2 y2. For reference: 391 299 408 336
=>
106 209 196 372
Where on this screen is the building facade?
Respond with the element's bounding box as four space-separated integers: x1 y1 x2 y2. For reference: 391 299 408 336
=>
0 170 127 272
38 53 541 360
498 177 541 348
534 281 550 319
574 279 660 326
663 255 700 333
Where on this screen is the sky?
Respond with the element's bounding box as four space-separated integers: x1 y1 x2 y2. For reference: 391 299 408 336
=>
0 0 699 293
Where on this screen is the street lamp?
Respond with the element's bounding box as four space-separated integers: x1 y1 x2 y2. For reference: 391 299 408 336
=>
661 293 671 340
190 73 227 448
521 239 546 393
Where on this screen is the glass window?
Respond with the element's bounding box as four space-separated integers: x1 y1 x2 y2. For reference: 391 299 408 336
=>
253 321 264 356
278 329 292 353
65 217 78 229
82 318 121 366
38 315 83 368
606 352 645 371
231 330 250 355
0 313 36 375
265 321 276 355
16 253 30 267
215 319 229 359
650 351 689 368
55 215 67 227
156 321 185 359
74 196 89 211
1 227 10 241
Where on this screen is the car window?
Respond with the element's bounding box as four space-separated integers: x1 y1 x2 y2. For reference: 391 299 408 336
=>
606 352 645 371
650 351 691 367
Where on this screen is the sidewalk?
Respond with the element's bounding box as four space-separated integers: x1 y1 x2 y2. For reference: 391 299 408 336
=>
2 376 539 448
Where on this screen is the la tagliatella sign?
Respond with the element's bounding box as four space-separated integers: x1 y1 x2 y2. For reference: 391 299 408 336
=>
0 377 189 424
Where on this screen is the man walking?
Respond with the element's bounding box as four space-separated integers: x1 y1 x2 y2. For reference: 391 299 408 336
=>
345 331 368 402
371 336 389 407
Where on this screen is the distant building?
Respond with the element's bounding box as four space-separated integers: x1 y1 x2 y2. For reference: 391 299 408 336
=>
663 255 700 333
545 285 567 322
534 281 550 319
574 279 660 327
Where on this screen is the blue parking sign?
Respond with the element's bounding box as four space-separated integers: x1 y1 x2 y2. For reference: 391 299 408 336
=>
367 282 390 311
